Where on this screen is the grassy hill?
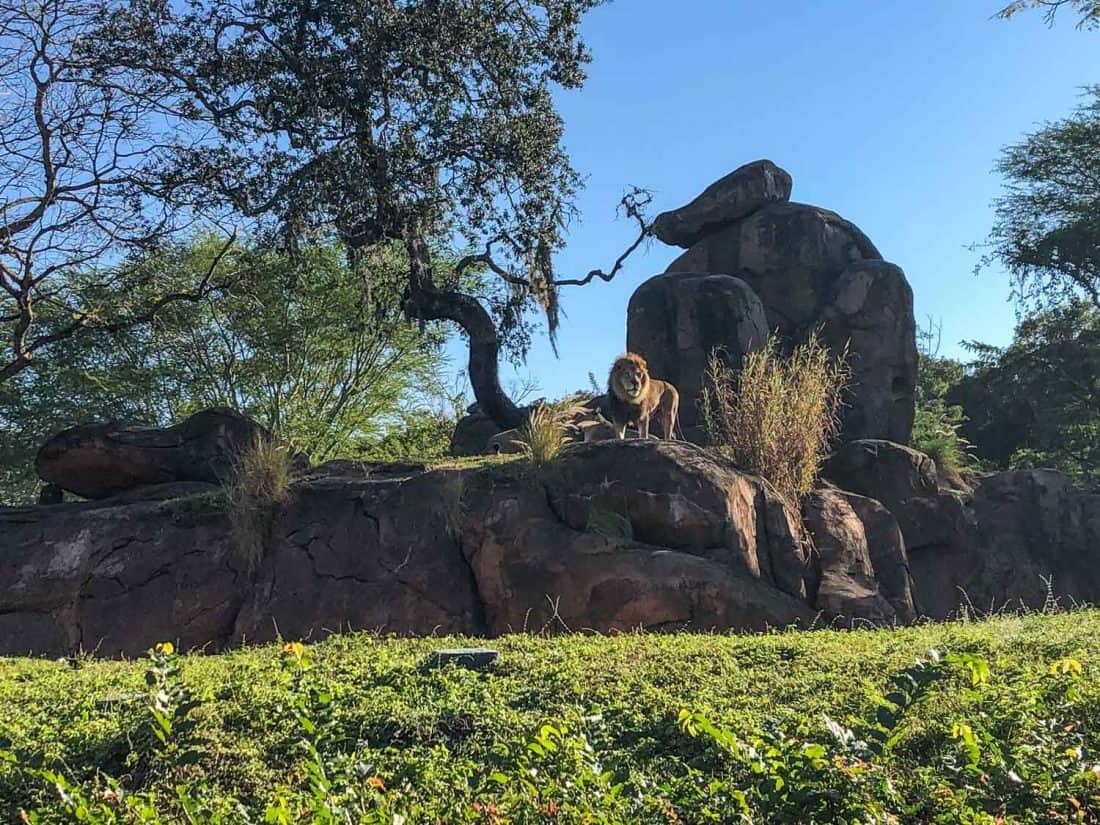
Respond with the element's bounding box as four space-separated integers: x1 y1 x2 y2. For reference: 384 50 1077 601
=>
2 612 1098 823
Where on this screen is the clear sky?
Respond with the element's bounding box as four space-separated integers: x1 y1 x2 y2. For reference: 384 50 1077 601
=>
445 0 1100 403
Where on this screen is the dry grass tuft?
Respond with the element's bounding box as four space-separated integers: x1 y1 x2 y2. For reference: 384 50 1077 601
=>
702 333 849 506
225 435 295 574
519 402 574 466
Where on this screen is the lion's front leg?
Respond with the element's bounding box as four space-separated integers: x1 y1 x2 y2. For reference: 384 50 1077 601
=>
638 416 650 440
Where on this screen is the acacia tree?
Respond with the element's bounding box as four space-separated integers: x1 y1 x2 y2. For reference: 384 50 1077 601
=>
997 0 1100 28
0 0 231 384
96 0 649 430
982 86 1100 313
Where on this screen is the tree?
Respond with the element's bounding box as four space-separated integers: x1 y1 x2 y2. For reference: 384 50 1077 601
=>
950 302 1100 484
982 86 1100 313
0 236 453 502
93 0 650 431
0 0 230 385
911 318 971 474
997 0 1100 29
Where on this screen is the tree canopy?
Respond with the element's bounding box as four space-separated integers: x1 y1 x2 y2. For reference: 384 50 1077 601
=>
0 237 454 502
94 0 648 431
945 302 1100 484
0 0 233 385
983 86 1100 312
998 0 1100 29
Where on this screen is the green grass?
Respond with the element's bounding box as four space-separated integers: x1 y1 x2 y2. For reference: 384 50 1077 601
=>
2 612 1099 822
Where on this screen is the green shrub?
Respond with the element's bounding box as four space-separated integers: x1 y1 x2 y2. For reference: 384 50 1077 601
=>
359 408 458 462
912 397 973 475
701 333 849 504
5 616 1099 823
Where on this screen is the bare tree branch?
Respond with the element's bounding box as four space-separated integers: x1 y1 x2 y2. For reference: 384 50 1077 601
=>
0 0 219 385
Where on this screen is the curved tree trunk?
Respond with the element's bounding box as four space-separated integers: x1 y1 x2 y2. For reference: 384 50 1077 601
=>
404 235 524 431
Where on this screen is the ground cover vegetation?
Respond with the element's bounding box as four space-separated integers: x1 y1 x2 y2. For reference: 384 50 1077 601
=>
0 612 1098 822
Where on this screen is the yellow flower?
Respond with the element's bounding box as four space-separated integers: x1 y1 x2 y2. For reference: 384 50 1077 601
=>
282 641 306 659
1049 657 1083 676
154 642 175 656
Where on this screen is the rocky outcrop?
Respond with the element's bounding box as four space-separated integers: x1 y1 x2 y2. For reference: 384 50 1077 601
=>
665 201 883 334
232 469 485 645
0 467 482 657
803 489 916 624
0 486 240 656
911 469 1100 619
634 161 917 444
821 439 1100 619
450 403 504 457
0 441 876 657
822 439 974 554
6 430 1100 658
651 159 793 248
35 408 281 499
460 445 814 635
626 272 768 427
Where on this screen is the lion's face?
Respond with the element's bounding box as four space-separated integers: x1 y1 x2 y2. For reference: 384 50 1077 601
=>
611 356 648 400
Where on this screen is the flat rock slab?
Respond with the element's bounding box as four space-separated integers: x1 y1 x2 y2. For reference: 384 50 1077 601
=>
652 159 793 248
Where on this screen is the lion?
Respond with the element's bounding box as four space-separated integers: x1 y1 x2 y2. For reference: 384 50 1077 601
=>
607 353 680 440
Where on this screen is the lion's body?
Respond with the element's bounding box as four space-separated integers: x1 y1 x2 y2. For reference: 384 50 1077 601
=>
607 353 680 440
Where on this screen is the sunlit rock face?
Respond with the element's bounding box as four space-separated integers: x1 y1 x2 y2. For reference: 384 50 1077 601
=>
631 160 917 445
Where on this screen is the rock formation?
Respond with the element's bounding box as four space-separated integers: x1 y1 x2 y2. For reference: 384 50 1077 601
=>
626 272 768 429
629 160 917 444
4 427 1100 657
35 408 282 499
651 159 793 249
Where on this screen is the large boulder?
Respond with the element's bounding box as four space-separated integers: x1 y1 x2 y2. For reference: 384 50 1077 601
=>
626 272 768 427
665 201 882 335
802 489 915 624
461 441 815 633
540 440 814 594
818 262 917 444
651 159 793 249
35 408 278 499
463 493 814 635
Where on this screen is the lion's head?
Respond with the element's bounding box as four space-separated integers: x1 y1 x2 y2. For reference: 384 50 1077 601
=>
609 352 650 402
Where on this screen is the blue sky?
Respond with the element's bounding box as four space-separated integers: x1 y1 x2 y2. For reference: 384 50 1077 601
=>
445 1 1100 402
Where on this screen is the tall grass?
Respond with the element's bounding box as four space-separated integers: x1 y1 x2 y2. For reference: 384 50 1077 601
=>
225 435 294 574
701 333 849 505
518 403 570 466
